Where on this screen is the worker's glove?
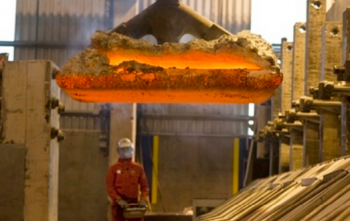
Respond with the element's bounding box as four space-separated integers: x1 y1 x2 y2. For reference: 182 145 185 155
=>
116 199 129 209
139 200 148 209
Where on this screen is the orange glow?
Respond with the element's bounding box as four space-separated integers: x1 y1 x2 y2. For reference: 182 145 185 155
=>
105 51 262 70
56 68 282 103
60 88 277 103
56 31 283 104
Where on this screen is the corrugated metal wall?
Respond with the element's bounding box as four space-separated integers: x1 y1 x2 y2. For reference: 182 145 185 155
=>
15 0 107 57
59 132 108 221
14 0 109 113
139 104 251 137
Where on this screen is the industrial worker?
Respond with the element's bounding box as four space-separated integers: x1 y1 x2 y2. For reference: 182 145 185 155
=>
106 138 149 221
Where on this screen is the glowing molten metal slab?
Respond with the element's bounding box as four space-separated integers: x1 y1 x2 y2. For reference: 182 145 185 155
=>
56 31 282 103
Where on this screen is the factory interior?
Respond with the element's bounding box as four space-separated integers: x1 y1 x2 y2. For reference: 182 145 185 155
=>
2 0 350 220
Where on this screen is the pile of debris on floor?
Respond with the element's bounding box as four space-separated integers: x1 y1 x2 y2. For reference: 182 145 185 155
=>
201 156 350 221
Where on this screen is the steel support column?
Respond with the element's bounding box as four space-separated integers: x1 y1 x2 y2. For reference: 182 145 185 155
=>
1 61 61 221
305 0 326 93
343 8 350 63
303 121 320 166
279 137 290 173
281 40 293 113
292 22 306 101
321 22 342 81
290 129 303 170
276 40 293 173
320 109 341 161
340 96 348 156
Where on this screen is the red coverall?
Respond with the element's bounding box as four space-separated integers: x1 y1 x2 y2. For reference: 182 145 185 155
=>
106 158 149 221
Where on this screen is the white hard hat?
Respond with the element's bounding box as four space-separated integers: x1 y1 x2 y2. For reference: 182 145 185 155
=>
117 138 134 149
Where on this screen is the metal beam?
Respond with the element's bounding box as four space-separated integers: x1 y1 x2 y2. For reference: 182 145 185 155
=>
0 41 87 49
138 132 252 138
140 114 254 122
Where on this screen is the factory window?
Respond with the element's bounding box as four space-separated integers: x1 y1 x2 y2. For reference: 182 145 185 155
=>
251 0 306 44
0 0 16 61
